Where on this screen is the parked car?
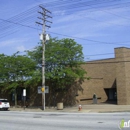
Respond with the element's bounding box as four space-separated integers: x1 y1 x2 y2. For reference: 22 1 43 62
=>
0 99 10 110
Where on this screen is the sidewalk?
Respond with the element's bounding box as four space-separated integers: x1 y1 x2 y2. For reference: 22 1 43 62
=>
9 104 130 113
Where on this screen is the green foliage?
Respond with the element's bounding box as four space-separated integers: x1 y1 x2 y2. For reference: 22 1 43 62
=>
0 52 37 106
27 38 88 89
0 52 36 90
0 38 88 94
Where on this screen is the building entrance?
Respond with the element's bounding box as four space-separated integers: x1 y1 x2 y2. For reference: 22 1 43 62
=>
104 88 117 104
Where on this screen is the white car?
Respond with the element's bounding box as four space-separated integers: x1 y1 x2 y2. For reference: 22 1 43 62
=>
0 99 10 110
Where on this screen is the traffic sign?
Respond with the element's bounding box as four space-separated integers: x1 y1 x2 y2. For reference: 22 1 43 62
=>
38 86 49 94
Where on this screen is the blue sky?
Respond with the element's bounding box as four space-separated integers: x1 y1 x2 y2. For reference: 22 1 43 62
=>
0 0 130 61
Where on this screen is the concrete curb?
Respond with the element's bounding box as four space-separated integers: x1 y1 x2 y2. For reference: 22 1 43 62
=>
8 104 130 113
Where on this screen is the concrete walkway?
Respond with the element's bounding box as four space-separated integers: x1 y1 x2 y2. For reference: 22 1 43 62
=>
9 104 130 113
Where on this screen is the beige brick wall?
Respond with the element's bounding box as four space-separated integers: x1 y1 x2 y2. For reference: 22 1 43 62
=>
76 47 130 105
115 47 130 105
76 58 117 105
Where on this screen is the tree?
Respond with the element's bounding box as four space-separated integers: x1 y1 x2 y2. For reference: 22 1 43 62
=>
27 38 88 105
45 38 87 86
0 54 8 83
0 52 36 106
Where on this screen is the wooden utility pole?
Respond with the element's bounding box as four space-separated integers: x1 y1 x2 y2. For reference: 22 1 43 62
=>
36 5 52 110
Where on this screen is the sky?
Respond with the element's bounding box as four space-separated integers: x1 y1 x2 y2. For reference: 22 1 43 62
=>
0 0 130 61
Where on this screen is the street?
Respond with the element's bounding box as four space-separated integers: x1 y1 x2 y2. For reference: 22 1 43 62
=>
0 111 130 130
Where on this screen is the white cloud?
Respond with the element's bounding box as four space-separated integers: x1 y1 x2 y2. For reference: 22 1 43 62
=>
0 38 29 48
53 10 66 16
53 7 130 34
0 40 15 47
15 45 26 52
54 10 102 24
52 6 130 41
88 8 130 26
73 32 109 39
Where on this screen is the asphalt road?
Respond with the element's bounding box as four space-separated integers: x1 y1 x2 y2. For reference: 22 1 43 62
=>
0 111 130 130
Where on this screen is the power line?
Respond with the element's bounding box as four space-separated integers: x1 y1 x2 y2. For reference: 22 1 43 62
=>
0 6 39 37
47 31 130 46
85 60 130 64
84 52 114 57
0 18 38 31
50 1 130 16
102 10 130 21
0 1 130 45
44 60 130 66
0 17 130 46
0 1 129 37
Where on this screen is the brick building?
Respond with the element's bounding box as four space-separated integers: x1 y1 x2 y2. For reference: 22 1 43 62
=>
76 47 130 105
1 47 130 106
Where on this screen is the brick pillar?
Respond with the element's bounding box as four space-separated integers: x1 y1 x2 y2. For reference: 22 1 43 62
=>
115 47 130 105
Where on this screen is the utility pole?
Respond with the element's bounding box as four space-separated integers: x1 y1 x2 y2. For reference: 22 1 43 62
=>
36 5 52 110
